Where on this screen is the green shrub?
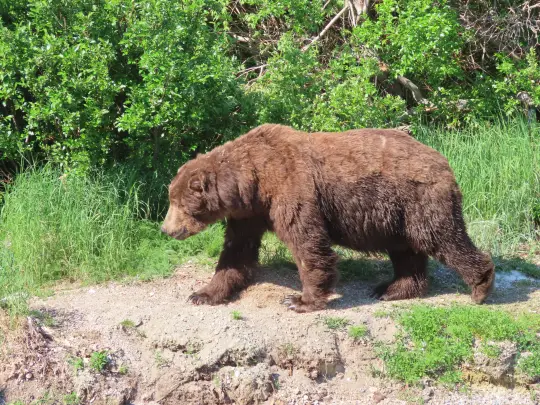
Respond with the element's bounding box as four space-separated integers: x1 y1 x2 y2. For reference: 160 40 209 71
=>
251 34 406 131
1 0 538 176
0 0 249 172
378 304 540 384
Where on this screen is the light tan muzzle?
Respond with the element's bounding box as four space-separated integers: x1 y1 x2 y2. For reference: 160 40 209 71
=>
160 205 206 240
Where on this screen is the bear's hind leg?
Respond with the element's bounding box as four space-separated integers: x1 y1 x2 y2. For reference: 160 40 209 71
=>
434 235 495 304
372 250 428 301
188 218 266 306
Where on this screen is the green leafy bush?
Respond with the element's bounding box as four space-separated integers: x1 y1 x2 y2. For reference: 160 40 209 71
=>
354 0 464 84
251 34 406 131
0 0 249 172
2 0 538 174
493 50 540 116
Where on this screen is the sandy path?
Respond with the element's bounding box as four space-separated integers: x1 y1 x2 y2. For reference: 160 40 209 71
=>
1 263 539 405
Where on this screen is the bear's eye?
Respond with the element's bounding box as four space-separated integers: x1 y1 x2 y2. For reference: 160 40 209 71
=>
184 194 205 212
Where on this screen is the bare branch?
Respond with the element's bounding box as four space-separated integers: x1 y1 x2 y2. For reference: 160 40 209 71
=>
397 76 436 110
236 64 268 76
302 6 348 51
322 0 332 10
396 76 427 104
229 33 250 43
347 0 370 26
517 91 533 106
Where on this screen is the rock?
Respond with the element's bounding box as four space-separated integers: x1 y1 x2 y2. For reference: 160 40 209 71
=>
422 387 434 402
373 391 386 403
472 339 518 384
74 369 97 398
218 363 273 403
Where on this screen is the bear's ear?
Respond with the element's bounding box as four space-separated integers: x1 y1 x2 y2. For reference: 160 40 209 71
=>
188 170 215 193
188 173 204 193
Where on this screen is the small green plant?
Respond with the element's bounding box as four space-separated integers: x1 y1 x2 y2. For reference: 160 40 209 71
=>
63 392 81 405
480 342 502 359
281 342 297 357
30 391 54 405
184 343 200 356
323 316 350 330
213 374 221 388
439 370 464 386
89 351 109 373
120 319 136 328
68 356 84 372
155 350 170 367
519 350 540 379
231 310 242 320
373 309 390 318
348 325 369 341
369 364 384 378
271 373 281 390
118 364 128 375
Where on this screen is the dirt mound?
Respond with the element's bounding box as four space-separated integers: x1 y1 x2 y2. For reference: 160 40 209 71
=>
1 264 539 404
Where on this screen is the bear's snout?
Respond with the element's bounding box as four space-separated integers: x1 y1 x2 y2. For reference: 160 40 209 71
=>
161 225 188 240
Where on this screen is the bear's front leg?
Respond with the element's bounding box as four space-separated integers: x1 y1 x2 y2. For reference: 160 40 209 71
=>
188 218 266 306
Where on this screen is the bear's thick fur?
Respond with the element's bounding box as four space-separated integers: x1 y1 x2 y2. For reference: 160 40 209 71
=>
161 124 494 312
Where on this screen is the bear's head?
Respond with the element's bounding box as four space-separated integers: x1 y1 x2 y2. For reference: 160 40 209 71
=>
161 158 221 240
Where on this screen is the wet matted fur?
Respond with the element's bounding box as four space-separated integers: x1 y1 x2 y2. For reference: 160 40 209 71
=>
161 124 494 313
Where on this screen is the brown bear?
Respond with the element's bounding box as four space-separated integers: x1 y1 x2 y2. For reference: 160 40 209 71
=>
161 124 495 313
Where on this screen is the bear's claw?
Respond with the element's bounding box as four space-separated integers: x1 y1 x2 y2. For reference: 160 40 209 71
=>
281 294 325 313
188 292 212 305
281 295 297 310
370 282 389 300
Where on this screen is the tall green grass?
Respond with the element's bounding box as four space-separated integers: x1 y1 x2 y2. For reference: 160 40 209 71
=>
0 167 224 315
417 119 538 255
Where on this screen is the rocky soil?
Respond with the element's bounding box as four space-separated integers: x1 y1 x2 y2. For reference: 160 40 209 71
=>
1 263 539 405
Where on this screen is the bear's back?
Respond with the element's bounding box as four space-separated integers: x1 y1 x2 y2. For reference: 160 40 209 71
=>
236 124 454 185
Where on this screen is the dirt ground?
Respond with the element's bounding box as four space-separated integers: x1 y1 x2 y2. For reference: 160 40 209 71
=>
1 262 539 405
